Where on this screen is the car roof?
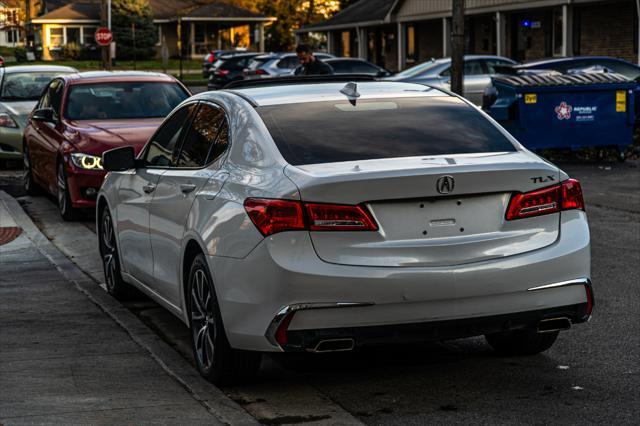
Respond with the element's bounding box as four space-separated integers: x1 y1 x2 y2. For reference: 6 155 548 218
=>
520 56 637 67
61 70 178 84
219 52 260 60
224 81 449 107
1 65 78 74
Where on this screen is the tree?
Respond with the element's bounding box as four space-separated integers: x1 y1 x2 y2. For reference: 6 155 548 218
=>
112 0 156 60
257 0 341 51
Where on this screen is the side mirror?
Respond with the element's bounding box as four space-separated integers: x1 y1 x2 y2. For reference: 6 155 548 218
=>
32 108 56 123
103 146 137 172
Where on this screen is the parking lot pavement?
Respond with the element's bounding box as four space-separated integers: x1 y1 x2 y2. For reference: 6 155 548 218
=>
0 191 256 425
0 160 638 424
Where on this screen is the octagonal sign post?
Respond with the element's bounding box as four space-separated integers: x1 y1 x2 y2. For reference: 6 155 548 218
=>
95 27 113 46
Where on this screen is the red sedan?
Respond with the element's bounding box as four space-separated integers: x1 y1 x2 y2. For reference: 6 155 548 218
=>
23 71 190 220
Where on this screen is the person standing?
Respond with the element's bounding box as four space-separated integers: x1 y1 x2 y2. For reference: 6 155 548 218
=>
294 44 334 76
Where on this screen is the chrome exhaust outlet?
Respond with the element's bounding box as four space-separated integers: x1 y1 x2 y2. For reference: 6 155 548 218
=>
538 317 571 333
308 338 355 353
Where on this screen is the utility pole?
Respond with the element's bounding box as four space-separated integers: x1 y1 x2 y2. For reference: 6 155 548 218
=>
100 0 112 70
450 0 465 96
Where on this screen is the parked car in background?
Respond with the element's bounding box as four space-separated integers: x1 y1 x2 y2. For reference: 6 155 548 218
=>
515 56 640 80
207 52 261 89
0 56 4 67
23 71 190 220
202 50 247 78
322 58 391 77
385 55 517 105
0 65 77 163
98 79 592 385
243 52 334 80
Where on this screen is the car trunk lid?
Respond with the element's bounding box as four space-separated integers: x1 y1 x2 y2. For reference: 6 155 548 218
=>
284 151 560 267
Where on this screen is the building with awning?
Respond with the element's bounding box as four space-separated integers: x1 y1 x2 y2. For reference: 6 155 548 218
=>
296 0 638 73
29 0 275 60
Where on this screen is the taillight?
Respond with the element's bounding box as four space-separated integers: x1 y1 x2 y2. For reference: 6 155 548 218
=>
584 283 594 316
506 179 584 220
244 199 305 237
215 69 230 76
275 311 295 345
244 198 378 236
255 69 268 75
305 203 378 231
560 178 584 211
207 54 214 63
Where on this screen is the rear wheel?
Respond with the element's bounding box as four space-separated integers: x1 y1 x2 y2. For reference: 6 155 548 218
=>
99 207 132 300
23 143 40 195
485 328 559 356
57 162 79 221
188 253 261 385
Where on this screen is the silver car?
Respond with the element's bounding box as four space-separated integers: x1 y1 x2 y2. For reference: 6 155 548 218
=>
244 52 334 79
97 81 593 385
0 65 77 161
385 55 516 105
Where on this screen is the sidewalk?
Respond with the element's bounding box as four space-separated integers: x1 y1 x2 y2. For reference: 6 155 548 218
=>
0 192 255 425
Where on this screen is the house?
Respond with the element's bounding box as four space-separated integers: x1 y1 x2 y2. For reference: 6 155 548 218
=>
0 0 23 47
27 0 275 60
296 0 638 72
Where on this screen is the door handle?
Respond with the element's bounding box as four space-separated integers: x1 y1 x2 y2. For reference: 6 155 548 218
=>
142 183 156 194
180 183 197 194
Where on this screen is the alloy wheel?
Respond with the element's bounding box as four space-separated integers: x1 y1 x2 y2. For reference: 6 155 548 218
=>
101 211 117 293
23 146 31 190
57 164 67 214
190 269 217 371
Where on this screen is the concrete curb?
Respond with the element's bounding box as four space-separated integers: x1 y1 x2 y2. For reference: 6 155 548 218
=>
0 190 259 426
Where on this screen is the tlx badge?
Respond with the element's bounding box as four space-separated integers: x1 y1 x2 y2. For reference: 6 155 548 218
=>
436 176 455 194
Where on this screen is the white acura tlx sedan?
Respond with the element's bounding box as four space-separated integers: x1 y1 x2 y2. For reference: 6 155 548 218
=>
98 79 593 384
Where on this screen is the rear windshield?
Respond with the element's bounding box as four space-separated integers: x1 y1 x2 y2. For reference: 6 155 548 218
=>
257 97 516 166
1 72 68 100
65 82 188 120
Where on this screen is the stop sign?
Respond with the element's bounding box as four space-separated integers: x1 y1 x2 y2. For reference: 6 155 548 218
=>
95 28 113 46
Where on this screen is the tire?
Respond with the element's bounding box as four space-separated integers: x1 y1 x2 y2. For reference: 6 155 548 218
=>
23 143 40 195
485 327 559 356
99 207 132 300
187 253 261 385
57 162 79 221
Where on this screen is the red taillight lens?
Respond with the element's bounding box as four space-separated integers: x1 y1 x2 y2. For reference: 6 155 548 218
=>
506 179 585 220
561 178 584 211
585 284 594 316
305 203 378 231
506 185 560 220
215 69 230 76
244 198 305 237
275 311 295 345
244 198 378 236
207 54 214 63
255 69 268 75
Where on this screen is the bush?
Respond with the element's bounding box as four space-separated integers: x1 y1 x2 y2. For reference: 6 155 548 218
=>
61 43 81 60
80 44 100 60
14 47 27 62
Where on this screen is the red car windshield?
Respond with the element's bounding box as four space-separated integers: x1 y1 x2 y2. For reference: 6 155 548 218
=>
65 82 188 120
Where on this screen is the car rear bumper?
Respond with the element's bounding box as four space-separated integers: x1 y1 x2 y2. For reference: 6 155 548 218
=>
285 301 590 352
208 210 591 352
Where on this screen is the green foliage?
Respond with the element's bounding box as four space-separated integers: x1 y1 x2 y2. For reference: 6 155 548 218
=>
13 47 27 62
61 43 81 60
112 0 157 60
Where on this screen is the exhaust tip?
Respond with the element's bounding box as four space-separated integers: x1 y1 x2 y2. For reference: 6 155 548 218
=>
308 338 355 353
538 317 571 333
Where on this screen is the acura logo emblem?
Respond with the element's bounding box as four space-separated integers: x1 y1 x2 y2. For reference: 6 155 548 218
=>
436 176 455 194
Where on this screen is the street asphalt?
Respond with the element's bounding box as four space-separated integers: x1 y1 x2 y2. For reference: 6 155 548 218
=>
0 160 638 424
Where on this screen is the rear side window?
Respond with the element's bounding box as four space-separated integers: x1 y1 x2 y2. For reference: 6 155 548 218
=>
176 103 228 168
257 97 516 166
145 104 196 167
